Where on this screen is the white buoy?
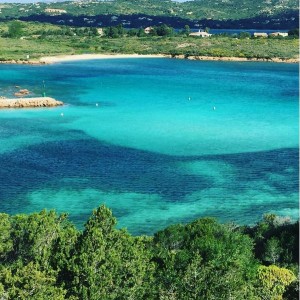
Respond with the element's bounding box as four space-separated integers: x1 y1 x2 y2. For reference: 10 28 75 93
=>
188 97 191 101
213 106 216 111
60 112 64 117
96 103 99 107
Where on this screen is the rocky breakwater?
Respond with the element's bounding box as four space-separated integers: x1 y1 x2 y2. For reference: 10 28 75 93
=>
0 97 63 108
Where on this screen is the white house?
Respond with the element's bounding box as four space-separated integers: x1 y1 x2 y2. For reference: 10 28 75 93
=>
269 32 288 37
45 8 67 15
97 28 104 36
253 32 268 38
189 30 212 37
144 27 153 34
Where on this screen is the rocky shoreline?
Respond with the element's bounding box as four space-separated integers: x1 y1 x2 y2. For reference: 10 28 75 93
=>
0 60 45 65
0 97 63 108
171 55 299 63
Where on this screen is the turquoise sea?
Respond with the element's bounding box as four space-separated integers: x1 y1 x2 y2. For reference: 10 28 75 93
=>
0 58 298 235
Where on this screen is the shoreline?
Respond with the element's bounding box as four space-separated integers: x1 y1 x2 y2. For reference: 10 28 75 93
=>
178 55 299 63
0 53 298 65
39 54 166 64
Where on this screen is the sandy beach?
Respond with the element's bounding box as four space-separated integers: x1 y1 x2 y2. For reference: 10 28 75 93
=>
39 53 299 64
39 54 167 64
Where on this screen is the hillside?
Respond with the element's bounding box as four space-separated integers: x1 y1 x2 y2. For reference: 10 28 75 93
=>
0 0 298 29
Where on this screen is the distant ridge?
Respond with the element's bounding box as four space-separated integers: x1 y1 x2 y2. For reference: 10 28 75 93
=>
0 0 298 28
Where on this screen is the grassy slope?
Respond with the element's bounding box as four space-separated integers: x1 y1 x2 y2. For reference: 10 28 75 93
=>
0 21 298 61
0 35 298 61
0 37 72 60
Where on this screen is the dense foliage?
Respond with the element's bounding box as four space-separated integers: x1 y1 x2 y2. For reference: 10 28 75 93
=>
0 206 298 299
0 0 298 23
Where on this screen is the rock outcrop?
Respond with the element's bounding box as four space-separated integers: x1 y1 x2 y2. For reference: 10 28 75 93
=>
14 89 30 97
0 97 63 108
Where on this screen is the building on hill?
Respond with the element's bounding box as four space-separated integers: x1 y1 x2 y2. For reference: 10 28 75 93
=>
189 30 212 37
253 32 268 38
45 8 67 15
144 27 153 34
269 32 288 37
97 28 104 36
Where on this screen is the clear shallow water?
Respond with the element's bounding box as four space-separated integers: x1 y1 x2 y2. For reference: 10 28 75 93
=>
0 59 298 235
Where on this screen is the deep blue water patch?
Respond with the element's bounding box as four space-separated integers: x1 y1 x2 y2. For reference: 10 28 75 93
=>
0 133 297 232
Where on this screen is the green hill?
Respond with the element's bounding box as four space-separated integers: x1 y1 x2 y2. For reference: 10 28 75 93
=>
0 0 298 27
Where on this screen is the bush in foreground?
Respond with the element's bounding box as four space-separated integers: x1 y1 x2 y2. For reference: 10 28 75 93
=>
0 206 298 299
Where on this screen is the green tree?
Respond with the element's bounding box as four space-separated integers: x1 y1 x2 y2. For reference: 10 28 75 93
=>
8 21 23 38
257 265 296 300
137 28 146 37
0 213 12 261
0 262 66 300
263 237 282 264
9 211 73 269
68 205 155 299
288 28 299 38
152 218 258 299
116 24 125 36
238 31 251 39
182 25 191 36
245 216 299 266
127 28 139 36
156 24 174 36
90 27 99 36
105 26 119 38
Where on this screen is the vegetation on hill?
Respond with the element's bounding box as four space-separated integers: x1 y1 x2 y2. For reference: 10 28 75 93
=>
0 21 298 62
0 0 298 21
0 205 298 299
0 0 298 29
